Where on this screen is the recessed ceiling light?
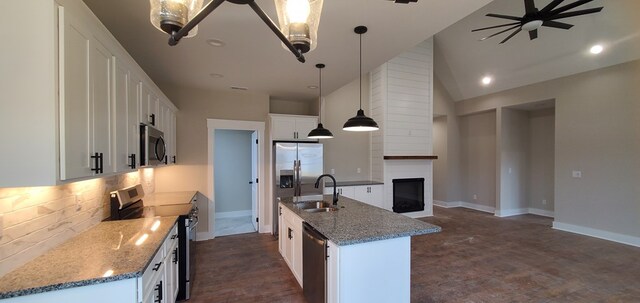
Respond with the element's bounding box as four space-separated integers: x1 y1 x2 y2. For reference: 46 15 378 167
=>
206 39 226 47
209 73 224 78
231 86 249 91
308 85 318 89
481 76 493 86
590 44 604 55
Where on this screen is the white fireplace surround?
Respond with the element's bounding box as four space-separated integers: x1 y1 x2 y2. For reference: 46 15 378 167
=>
382 160 433 218
370 38 435 218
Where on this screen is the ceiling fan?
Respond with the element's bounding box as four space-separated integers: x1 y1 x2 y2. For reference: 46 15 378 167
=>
472 0 603 44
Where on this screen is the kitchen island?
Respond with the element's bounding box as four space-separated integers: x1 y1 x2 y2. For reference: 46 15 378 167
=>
278 195 440 303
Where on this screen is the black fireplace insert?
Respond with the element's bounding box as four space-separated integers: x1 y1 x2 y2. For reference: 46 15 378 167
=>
392 178 425 213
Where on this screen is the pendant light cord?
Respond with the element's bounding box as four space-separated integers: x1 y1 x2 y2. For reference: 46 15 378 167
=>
319 66 323 121
359 31 363 110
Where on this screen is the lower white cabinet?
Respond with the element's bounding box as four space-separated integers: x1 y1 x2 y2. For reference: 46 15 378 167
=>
140 223 179 303
278 203 303 286
324 184 383 208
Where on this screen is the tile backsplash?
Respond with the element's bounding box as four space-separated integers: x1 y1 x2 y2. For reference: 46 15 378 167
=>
0 169 155 277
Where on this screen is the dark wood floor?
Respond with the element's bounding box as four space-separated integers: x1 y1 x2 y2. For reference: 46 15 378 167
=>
189 207 640 302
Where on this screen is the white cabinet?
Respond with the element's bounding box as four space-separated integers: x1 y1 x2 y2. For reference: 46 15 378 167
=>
324 185 384 208
354 185 384 208
142 223 179 303
278 203 303 286
113 59 141 172
0 0 178 187
270 114 318 141
59 7 114 180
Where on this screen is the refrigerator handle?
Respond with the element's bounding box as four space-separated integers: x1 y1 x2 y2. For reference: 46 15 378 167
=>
296 160 302 196
293 160 300 196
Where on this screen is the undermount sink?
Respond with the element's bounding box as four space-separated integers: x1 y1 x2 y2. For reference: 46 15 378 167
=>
295 201 332 210
304 207 339 213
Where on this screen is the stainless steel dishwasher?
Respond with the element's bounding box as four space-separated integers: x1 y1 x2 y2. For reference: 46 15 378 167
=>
303 222 328 303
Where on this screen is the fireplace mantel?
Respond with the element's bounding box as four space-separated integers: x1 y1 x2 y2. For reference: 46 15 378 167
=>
383 156 438 160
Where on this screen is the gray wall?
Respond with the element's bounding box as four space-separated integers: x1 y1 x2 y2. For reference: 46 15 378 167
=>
529 108 555 211
433 77 462 202
460 110 496 208
154 86 270 232
214 130 253 213
456 59 640 238
270 98 315 116
499 108 530 212
323 74 371 181
432 116 447 202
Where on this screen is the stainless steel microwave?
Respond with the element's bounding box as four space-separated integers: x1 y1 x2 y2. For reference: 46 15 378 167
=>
140 124 166 167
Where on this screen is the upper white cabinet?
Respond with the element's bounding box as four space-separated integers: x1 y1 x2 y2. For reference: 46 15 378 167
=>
270 114 318 141
0 0 177 187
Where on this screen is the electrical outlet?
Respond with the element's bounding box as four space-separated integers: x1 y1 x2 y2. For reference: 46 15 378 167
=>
330 168 335 174
473 194 478 200
542 199 547 205
572 171 582 178
357 168 361 174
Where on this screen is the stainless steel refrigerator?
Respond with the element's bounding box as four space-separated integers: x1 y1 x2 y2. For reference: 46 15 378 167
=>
273 142 323 235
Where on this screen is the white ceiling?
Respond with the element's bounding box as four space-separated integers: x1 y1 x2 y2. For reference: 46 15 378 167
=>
434 0 640 101
82 0 491 101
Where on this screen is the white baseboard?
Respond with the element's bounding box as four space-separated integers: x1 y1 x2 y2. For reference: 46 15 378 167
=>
197 232 214 241
553 221 640 248
215 210 252 219
528 208 555 218
434 200 496 214
495 208 528 217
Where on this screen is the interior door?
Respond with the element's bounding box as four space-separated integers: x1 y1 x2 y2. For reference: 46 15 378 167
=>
251 131 258 231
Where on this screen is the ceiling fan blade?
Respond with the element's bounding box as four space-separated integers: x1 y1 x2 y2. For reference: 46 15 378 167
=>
486 13 523 21
479 25 522 41
550 0 593 14
500 28 522 44
549 7 603 20
524 0 537 14
541 20 574 29
472 22 521 32
540 0 565 13
529 29 538 40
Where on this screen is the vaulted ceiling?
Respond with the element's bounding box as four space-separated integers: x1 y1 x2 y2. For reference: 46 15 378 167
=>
82 0 491 101
434 0 640 101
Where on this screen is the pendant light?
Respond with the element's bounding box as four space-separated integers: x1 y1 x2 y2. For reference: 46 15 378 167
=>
150 0 324 63
308 64 334 139
343 26 379 132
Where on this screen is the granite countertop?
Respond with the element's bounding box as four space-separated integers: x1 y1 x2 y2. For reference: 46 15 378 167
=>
325 180 385 187
279 195 441 246
143 191 197 206
0 216 178 299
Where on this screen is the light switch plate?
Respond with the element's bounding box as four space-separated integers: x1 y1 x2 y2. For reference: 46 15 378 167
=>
330 168 335 174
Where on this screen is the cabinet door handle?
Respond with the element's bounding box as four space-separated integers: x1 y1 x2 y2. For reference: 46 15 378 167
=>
150 114 156 126
288 227 293 240
152 261 162 271
279 206 282 216
172 156 176 164
128 153 136 169
154 280 163 302
173 247 178 264
91 152 103 174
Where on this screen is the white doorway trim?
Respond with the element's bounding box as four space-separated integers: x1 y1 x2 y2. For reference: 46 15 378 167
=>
207 119 267 239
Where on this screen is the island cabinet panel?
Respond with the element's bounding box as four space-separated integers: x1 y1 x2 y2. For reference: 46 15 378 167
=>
331 237 411 303
278 203 303 287
324 185 384 208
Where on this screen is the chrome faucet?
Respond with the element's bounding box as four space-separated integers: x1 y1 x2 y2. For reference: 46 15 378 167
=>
314 174 339 205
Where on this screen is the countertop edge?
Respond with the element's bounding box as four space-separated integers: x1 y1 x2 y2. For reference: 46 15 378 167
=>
329 226 442 246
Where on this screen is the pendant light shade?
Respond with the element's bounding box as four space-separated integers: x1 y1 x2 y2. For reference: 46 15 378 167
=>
274 0 324 54
343 26 379 132
308 63 334 139
150 0 204 38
